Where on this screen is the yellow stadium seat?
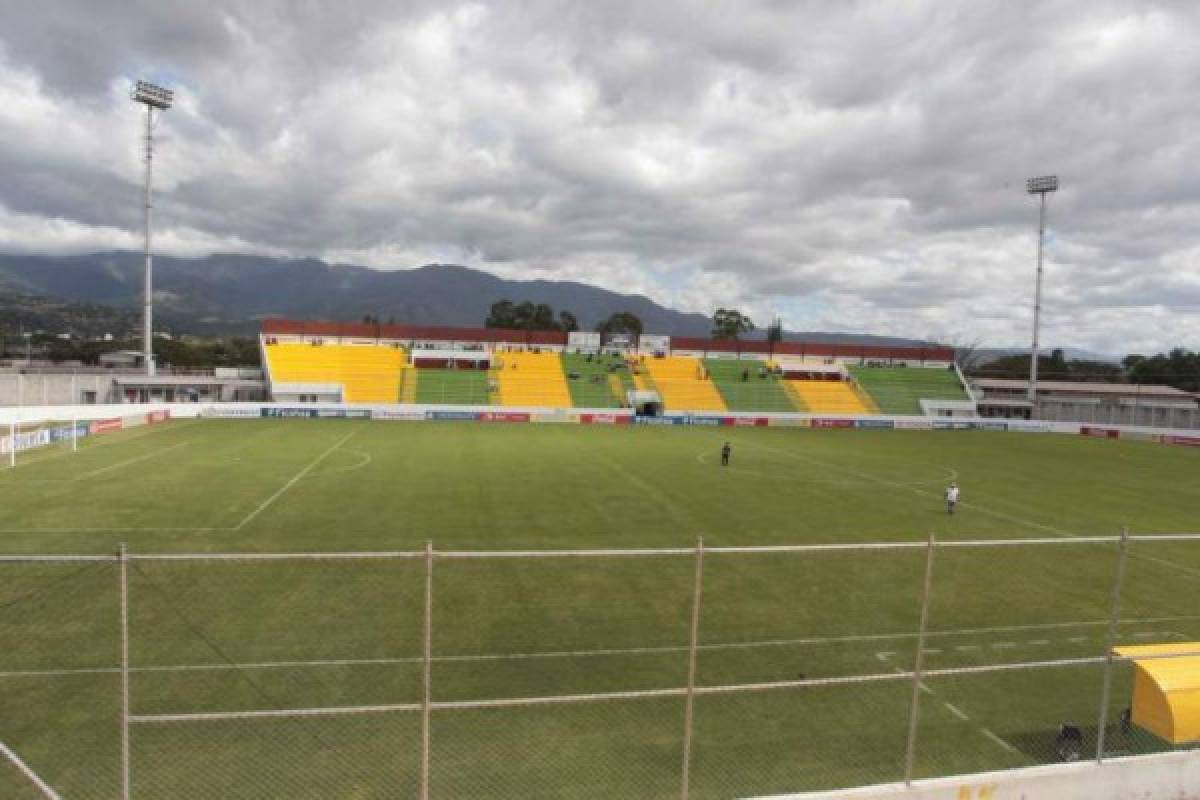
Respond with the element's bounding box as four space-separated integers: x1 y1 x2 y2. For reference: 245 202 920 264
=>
643 357 726 412
496 351 572 407
265 343 405 403
787 379 872 414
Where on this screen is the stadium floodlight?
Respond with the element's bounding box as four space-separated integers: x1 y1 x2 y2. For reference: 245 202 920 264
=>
130 80 173 376
1025 175 1058 410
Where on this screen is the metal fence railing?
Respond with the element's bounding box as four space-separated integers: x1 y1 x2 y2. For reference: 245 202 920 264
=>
1 531 1199 798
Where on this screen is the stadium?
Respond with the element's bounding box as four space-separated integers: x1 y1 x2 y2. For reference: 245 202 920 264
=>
2 317 1199 799
3 4 1200 800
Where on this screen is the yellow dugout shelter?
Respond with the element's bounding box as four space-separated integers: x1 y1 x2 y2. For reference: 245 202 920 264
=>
1113 642 1200 745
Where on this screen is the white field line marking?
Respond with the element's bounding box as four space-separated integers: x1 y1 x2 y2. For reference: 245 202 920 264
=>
0 527 230 534
889 666 1020 756
1028 639 1050 646
0 741 61 799
992 642 1016 649
4 624 1195 681
235 431 357 530
305 448 373 479
943 702 969 721
981 727 1019 754
73 441 191 481
745 440 1200 583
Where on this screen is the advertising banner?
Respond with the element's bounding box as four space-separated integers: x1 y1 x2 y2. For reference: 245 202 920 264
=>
478 412 531 423
262 408 318 418
812 418 854 429
1164 435 1200 447
768 417 811 427
372 410 426 421
731 417 769 427
689 416 726 426
90 418 123 434
1080 426 1119 439
855 419 895 430
147 410 171 424
933 420 982 430
427 411 478 421
579 413 630 425
207 407 261 418
635 416 687 425
894 419 933 430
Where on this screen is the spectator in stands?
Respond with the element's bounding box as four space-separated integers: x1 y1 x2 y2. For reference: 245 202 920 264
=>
945 482 959 515
721 442 732 467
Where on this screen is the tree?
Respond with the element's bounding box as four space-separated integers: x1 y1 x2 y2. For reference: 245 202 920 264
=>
766 317 784 358
712 308 754 341
595 311 643 337
485 300 517 329
484 299 578 331
1125 348 1200 392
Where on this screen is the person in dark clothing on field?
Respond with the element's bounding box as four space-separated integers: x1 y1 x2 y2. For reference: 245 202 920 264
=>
721 442 732 466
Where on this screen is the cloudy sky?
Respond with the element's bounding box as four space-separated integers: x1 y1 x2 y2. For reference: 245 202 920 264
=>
0 1 1197 353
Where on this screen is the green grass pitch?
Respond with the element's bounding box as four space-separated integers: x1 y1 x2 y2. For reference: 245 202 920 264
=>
0 419 1197 798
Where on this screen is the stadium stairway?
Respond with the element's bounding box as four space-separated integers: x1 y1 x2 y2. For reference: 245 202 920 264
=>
265 343 405 402
787 379 876 414
398 367 417 404
703 359 797 412
643 356 727 412
848 366 970 415
496 351 572 407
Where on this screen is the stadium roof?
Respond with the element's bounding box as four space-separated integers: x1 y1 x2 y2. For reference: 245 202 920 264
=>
261 319 956 361
972 378 1192 398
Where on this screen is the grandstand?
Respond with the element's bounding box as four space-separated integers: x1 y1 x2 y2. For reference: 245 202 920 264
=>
849 365 971 415
643 356 727 412
787 376 876 414
259 319 977 416
263 342 405 403
496 351 572 407
703 359 797 412
561 353 629 408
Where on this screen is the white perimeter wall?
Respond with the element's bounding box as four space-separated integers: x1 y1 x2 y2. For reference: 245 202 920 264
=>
751 749 1200 800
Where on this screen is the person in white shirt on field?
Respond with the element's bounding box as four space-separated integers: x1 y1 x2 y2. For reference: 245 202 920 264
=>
945 482 960 515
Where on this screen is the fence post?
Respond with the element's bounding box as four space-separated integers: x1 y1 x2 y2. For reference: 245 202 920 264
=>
119 543 131 800
421 541 434 800
680 537 705 800
1095 526 1130 762
8 420 15 468
903 533 937 785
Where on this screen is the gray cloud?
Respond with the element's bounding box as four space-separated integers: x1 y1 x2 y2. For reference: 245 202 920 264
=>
0 0 1199 353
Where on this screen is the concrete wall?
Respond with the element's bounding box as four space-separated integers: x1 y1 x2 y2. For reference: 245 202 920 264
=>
0 373 118 406
752 749 1200 800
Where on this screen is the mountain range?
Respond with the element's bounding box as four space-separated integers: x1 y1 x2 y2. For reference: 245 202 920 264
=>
0 251 937 346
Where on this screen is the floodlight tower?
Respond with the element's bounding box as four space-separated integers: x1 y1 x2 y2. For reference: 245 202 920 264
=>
131 80 173 376
1025 175 1058 411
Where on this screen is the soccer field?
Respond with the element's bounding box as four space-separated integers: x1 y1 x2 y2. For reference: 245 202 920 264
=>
0 419 1197 799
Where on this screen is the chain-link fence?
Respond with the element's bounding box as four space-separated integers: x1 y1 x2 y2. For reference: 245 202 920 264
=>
2 532 1199 798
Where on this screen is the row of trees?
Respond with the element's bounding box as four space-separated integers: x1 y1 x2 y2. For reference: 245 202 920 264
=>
483 300 771 342
969 347 1200 393
11 333 263 368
